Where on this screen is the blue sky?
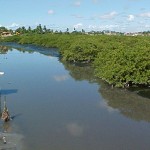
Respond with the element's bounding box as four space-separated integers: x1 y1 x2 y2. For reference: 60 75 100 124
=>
0 0 150 32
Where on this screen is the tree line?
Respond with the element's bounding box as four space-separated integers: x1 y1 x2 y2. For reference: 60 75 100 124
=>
0 24 123 35
1 24 150 35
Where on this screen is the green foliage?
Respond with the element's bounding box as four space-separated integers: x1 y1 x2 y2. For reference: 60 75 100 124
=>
1 33 150 87
1 35 21 42
94 36 150 87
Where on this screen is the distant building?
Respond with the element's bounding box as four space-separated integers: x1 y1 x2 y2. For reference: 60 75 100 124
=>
1 32 12 37
124 32 145 36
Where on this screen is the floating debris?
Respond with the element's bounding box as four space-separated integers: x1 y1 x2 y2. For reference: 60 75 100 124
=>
2 136 7 144
1 98 10 122
0 72 4 75
0 132 24 150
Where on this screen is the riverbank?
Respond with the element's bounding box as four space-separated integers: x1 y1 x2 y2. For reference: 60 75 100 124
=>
0 34 150 87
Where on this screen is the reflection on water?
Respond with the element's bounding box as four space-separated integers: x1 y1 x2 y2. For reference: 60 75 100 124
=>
2 121 12 132
137 90 150 99
100 85 150 122
0 44 150 150
0 119 25 150
66 122 84 137
60 60 96 83
54 74 69 82
0 42 60 57
0 45 10 54
0 89 18 95
63 60 150 122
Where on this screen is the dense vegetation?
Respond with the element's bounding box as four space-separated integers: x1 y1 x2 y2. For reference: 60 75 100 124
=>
0 31 150 87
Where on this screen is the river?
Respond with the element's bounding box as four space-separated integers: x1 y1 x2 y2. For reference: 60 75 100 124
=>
0 44 150 150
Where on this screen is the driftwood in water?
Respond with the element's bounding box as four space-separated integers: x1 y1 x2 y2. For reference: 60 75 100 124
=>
1 100 10 122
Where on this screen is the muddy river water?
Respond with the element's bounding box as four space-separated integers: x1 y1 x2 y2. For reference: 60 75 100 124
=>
0 44 150 150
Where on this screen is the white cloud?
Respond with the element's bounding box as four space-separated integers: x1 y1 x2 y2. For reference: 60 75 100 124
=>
128 0 142 1
98 100 118 113
73 23 83 29
139 12 150 17
88 24 119 30
89 15 97 20
100 24 119 30
100 11 118 19
145 25 150 28
54 75 69 82
72 14 84 19
127 15 135 21
7 23 19 29
66 122 84 137
88 24 120 31
35 22 40 26
92 0 98 3
88 25 97 29
74 1 81 7
48 10 54 15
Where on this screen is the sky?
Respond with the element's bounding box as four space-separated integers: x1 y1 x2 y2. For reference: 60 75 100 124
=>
0 0 150 32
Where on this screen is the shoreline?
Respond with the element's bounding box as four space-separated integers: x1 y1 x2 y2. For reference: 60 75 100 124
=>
0 35 150 88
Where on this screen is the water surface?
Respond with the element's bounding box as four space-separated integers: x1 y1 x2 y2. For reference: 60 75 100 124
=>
0 44 150 150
